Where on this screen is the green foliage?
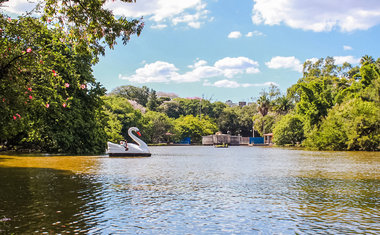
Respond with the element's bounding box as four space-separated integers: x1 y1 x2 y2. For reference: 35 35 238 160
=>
304 98 380 151
42 0 144 56
146 90 159 111
0 15 108 154
217 107 239 135
173 115 218 143
110 85 150 106
253 113 276 136
102 95 143 142
157 100 184 119
0 0 144 153
142 111 173 143
273 114 305 146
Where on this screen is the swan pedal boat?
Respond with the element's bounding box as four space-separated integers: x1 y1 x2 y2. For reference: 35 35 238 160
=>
107 127 151 157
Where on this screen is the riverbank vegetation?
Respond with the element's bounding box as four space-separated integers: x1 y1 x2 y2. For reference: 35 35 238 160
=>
1 3 379 153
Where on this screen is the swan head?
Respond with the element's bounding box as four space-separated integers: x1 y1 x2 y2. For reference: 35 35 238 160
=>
129 127 141 136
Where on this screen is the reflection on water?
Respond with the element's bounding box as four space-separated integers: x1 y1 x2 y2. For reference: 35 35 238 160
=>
0 146 379 234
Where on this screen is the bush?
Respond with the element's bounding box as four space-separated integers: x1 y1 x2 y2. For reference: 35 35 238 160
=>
273 114 305 146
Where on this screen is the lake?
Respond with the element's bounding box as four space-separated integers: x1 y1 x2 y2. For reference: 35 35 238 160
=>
0 146 379 234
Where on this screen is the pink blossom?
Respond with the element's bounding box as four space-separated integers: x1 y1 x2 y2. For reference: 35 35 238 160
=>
46 103 50 108
52 70 57 76
64 83 70 88
63 103 67 108
22 51 25 54
80 84 86 89
16 113 21 118
8 17 11 22
29 95 33 99
26 48 32 53
13 116 17 120
28 87 32 91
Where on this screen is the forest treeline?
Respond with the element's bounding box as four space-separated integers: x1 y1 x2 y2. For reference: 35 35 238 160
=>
1 5 379 153
102 55 380 152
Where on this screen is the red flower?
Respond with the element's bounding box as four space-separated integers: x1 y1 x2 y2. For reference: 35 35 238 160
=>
29 95 33 99
13 116 17 120
80 84 86 89
46 103 50 108
64 83 70 88
63 103 67 108
16 113 21 118
28 87 32 91
52 70 57 76
26 48 32 53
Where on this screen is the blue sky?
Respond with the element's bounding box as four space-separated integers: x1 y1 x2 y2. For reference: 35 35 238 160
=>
3 0 380 102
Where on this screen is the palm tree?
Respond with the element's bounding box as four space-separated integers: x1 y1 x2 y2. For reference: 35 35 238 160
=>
273 96 293 115
257 94 270 117
360 55 375 65
256 93 271 135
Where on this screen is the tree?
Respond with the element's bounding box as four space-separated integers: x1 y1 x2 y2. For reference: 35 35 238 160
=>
304 98 380 151
360 55 375 65
257 92 271 117
146 89 159 111
0 16 108 153
217 107 240 135
272 95 294 115
143 111 173 143
273 114 305 146
102 95 143 142
41 0 144 57
252 113 276 136
0 0 144 153
157 100 184 119
173 115 217 143
110 85 150 106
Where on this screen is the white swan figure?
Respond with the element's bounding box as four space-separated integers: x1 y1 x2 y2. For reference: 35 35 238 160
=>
107 127 151 157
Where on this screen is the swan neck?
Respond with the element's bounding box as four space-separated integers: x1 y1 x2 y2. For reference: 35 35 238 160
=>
128 128 146 147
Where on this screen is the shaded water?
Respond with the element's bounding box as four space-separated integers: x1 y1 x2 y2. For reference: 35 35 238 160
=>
0 146 379 234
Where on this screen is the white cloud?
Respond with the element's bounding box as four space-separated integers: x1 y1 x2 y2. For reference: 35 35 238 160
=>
104 0 210 29
252 0 380 32
204 80 277 88
333 56 360 65
150 24 168 29
265 56 302 72
119 61 179 83
0 0 39 14
246 30 265 37
2 0 210 29
343 45 353 51
214 57 260 78
228 31 242 39
188 59 208 69
120 57 260 84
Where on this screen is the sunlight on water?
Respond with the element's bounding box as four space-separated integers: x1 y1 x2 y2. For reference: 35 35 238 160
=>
0 146 379 234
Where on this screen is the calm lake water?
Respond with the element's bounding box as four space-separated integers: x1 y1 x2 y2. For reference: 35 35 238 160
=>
0 146 379 234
